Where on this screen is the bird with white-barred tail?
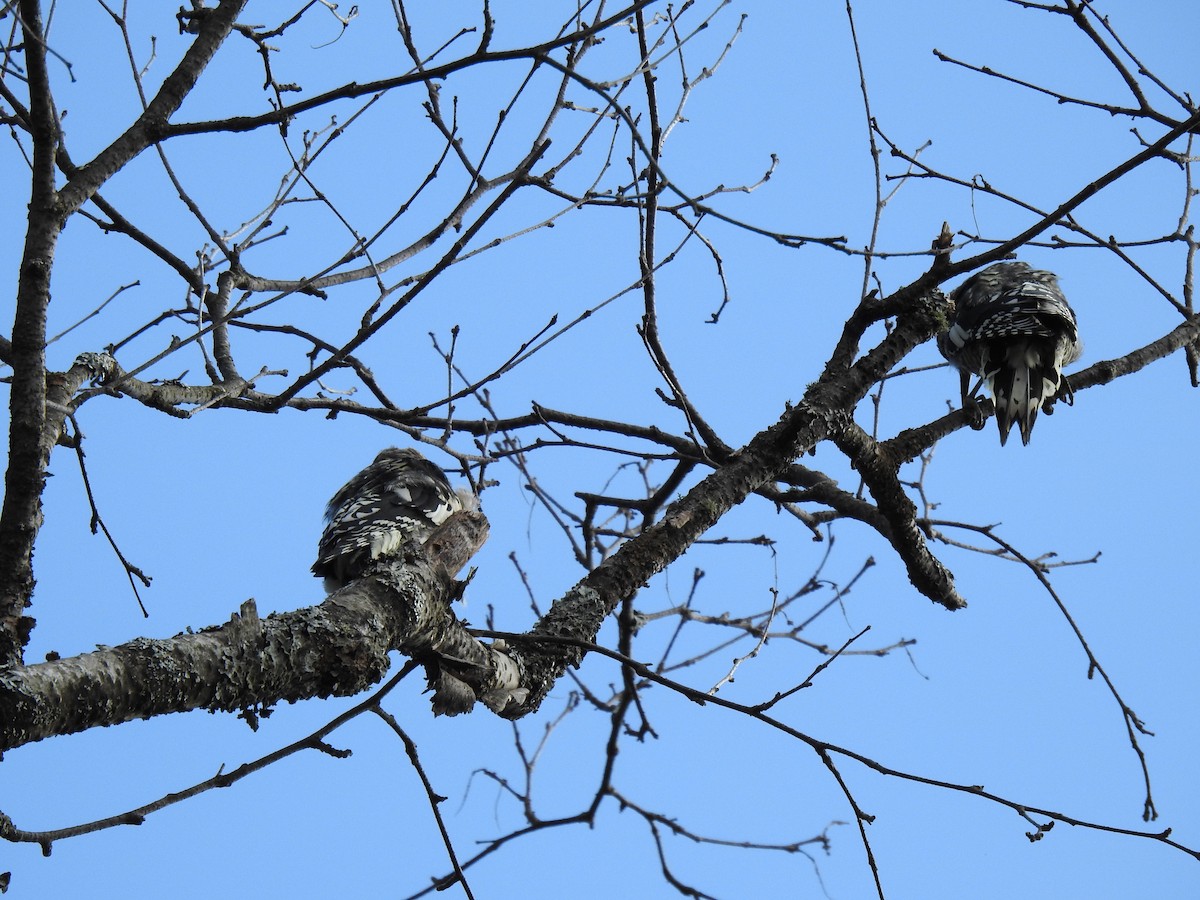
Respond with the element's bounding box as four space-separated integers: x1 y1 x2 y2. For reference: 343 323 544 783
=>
938 261 1082 446
313 447 476 594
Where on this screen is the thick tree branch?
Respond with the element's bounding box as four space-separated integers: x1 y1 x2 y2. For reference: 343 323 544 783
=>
0 0 62 666
832 421 961 607
502 288 952 717
0 512 488 751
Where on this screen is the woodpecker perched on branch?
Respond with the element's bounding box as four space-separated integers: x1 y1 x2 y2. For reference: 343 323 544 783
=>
938 261 1082 446
313 447 474 593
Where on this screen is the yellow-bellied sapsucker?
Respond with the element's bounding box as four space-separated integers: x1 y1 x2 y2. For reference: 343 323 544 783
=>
938 261 1082 446
312 447 472 593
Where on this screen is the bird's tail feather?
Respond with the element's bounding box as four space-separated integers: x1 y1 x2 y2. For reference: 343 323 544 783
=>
992 358 1059 447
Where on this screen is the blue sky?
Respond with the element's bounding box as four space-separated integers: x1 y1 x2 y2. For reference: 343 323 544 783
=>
2 1 1198 897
